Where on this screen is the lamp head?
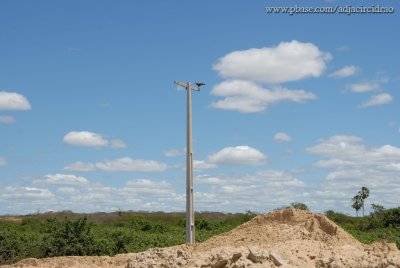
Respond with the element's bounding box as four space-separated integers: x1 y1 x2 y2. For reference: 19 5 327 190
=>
195 82 205 88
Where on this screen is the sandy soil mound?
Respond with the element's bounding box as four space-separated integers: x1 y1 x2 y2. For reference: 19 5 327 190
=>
3 209 400 268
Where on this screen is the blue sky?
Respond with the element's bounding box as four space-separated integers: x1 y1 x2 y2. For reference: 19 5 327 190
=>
1 0 399 215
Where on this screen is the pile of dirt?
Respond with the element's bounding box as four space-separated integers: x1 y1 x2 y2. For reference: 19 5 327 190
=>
3 209 400 267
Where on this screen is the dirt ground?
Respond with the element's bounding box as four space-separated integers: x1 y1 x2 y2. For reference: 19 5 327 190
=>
3 209 400 267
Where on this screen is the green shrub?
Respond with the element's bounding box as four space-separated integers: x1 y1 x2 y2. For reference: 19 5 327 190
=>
291 202 309 211
382 208 400 228
242 210 256 222
354 217 383 231
21 217 42 232
0 224 41 264
325 210 355 225
41 217 100 257
196 219 213 230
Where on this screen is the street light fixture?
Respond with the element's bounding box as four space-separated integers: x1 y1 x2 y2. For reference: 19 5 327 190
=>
173 80 205 244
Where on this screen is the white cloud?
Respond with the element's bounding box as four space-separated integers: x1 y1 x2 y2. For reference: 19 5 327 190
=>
330 65 359 78
307 135 365 157
307 135 400 208
348 81 380 93
64 161 97 172
0 91 31 110
95 157 167 172
359 93 393 108
1 169 306 214
164 148 185 157
1 186 54 200
207 145 266 165
122 179 174 198
63 157 168 172
194 170 306 212
211 80 316 113
0 156 7 166
63 131 109 148
0 115 15 124
213 40 331 84
196 175 226 185
193 160 217 170
347 76 389 93
37 174 89 185
63 131 126 149
5 135 400 214
1 176 180 213
57 187 78 194
274 132 293 142
110 139 127 149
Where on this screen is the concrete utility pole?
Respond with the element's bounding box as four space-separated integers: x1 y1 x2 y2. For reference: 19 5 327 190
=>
173 80 205 244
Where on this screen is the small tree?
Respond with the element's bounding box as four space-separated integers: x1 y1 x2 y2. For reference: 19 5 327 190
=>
371 203 385 214
290 202 309 211
352 194 363 217
359 186 370 217
351 186 370 217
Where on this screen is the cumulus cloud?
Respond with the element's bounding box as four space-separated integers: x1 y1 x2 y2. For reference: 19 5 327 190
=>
195 170 306 211
122 179 174 198
211 80 317 113
207 145 266 165
63 131 108 148
307 135 365 157
330 65 359 78
6 136 400 214
95 157 167 172
359 93 393 108
347 76 389 93
110 139 127 149
0 91 31 110
348 81 380 93
63 131 126 149
213 40 331 84
196 175 226 185
63 157 167 172
307 135 400 204
193 160 217 170
0 115 15 124
0 156 6 166
6 134 400 214
164 148 185 157
1 186 54 201
274 132 293 142
0 177 182 213
64 161 96 172
37 174 89 185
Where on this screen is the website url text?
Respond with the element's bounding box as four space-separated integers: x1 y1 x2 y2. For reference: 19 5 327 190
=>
265 5 395 15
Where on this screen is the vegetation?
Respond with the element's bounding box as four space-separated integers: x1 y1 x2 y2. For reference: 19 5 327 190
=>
290 202 309 211
351 186 370 217
0 211 255 265
1 203 400 265
325 205 400 248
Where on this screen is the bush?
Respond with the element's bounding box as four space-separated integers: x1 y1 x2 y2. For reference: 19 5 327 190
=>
382 208 400 228
325 210 357 226
111 230 129 254
291 202 309 211
21 217 42 232
354 217 383 231
196 219 213 230
41 217 100 257
0 224 41 264
243 210 256 222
